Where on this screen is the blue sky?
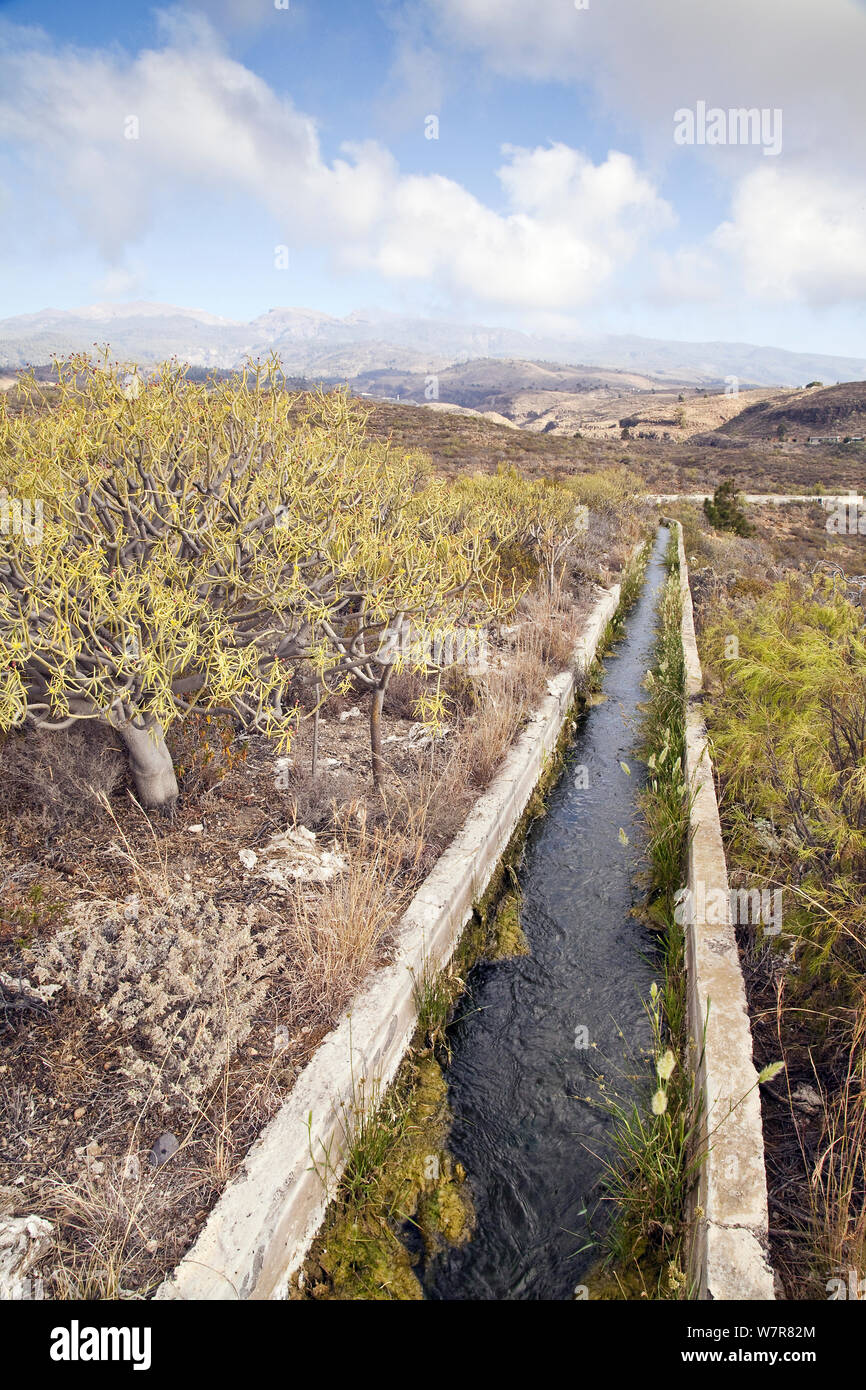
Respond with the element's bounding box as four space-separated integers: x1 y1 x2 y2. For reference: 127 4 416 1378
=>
1 0 865 355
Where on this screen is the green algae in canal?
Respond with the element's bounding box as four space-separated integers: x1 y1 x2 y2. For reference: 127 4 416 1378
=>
296 878 535 1302
580 1248 683 1300
488 887 530 961
296 1055 473 1300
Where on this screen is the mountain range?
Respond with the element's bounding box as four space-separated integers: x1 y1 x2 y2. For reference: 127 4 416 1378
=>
1 303 865 390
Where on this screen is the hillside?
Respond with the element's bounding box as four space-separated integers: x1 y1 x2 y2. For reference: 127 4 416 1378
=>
717 380 866 440
354 396 866 497
356 364 795 443
351 357 676 437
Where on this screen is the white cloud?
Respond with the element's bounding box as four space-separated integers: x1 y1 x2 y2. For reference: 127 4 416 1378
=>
425 0 866 171
349 146 672 309
418 0 866 311
93 265 146 299
0 16 672 313
0 13 326 256
7 7 859 322
713 166 866 304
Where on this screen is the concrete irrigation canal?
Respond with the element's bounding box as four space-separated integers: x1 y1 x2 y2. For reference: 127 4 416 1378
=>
418 529 671 1300
160 523 771 1301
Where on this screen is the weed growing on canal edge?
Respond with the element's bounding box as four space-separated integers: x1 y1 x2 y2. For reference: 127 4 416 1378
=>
412 955 462 1058
597 537 699 1297
617 540 653 615
598 534 786 1299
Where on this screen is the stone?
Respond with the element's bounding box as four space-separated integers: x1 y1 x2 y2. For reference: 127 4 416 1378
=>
0 1212 53 1297
258 826 347 887
792 1084 822 1114
149 1133 179 1168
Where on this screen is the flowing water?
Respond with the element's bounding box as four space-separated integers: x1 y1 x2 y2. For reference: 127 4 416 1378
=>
421 528 670 1301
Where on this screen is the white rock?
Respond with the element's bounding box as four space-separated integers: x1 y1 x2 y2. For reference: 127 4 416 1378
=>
0 1212 53 1297
238 848 258 870
0 972 61 1005
385 723 451 750
792 1084 823 1114
407 722 451 748
258 827 347 887
338 708 361 722
188 824 204 834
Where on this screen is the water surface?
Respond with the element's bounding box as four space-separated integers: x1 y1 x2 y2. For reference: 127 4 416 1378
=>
422 528 669 1301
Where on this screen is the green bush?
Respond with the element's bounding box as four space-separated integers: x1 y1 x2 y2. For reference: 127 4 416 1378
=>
703 480 754 537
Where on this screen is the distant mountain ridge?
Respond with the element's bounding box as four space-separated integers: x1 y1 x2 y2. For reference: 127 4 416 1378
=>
1 301 865 388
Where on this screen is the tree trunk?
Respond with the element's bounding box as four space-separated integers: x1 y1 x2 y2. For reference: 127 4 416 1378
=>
370 667 393 796
114 713 179 811
311 683 320 779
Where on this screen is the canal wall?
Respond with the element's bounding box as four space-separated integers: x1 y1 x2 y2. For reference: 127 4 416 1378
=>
156 561 638 1300
675 521 776 1301
649 492 863 507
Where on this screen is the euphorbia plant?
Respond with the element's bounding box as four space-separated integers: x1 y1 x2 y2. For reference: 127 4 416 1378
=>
0 356 523 807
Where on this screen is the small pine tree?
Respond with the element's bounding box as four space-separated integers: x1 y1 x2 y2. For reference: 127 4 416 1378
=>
703 480 755 537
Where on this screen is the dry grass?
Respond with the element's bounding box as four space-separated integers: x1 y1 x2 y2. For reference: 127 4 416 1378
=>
461 658 540 789
753 967 866 1297
518 583 585 669
457 583 582 789
0 722 125 831
384 669 429 720
805 1018 866 1284
385 750 472 868
47 1153 168 1300
284 812 412 1020
279 765 360 833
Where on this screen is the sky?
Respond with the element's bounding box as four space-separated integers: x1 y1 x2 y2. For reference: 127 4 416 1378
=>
0 0 865 354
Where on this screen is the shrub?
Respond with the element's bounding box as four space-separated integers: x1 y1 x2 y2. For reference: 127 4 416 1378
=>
33 892 283 1112
0 721 125 827
167 713 248 798
703 480 755 537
